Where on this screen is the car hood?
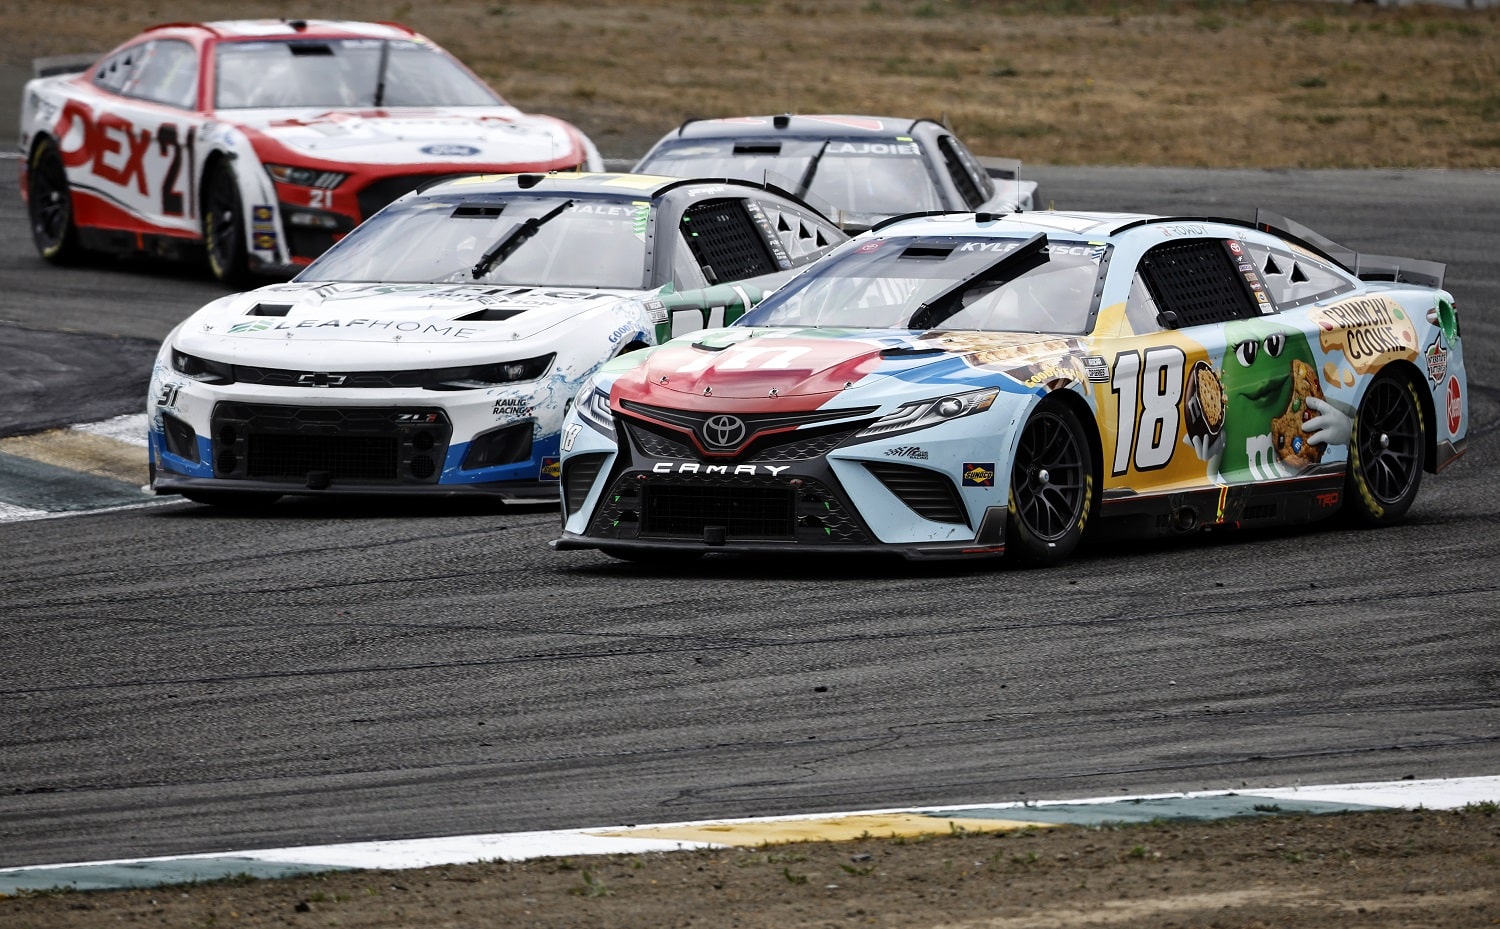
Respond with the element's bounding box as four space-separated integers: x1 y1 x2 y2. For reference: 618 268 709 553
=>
617 327 1092 411
231 107 589 167
173 282 647 367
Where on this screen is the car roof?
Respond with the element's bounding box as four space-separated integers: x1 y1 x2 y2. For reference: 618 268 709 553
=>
864 209 1418 283
871 210 1163 239
659 114 942 142
416 171 809 203
142 19 422 43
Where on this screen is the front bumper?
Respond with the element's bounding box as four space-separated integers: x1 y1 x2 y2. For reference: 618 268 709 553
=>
556 409 1018 558
149 381 562 499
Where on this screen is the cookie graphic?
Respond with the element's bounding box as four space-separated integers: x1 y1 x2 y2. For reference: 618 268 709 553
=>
1185 360 1224 439
1271 358 1325 468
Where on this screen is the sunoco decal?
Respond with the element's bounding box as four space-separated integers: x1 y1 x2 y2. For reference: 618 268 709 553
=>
962 462 996 487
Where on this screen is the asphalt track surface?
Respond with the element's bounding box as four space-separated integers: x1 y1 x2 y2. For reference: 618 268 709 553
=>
1 158 1497 871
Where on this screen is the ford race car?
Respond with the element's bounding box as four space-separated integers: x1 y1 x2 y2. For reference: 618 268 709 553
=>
147 172 846 506
20 19 603 285
555 210 1467 565
633 114 1038 233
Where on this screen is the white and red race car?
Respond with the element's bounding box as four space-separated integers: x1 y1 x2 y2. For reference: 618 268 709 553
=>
18 19 603 284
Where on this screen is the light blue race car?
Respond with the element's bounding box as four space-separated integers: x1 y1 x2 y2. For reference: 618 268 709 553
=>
556 209 1466 565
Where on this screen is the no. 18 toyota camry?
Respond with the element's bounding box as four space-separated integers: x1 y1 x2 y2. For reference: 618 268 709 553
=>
19 19 602 285
146 172 847 507
555 210 1467 565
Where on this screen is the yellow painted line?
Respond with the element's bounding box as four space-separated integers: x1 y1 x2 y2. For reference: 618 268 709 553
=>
592 812 1061 846
0 427 146 487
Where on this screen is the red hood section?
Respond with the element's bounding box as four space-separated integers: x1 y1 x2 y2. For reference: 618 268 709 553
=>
614 333 888 413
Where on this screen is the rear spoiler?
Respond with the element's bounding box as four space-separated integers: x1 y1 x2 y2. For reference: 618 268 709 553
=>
1255 210 1445 289
32 54 96 79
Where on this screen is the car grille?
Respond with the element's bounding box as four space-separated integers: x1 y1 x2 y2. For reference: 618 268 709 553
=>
643 483 792 538
619 402 877 460
250 434 398 480
586 471 870 545
210 402 451 486
232 366 436 389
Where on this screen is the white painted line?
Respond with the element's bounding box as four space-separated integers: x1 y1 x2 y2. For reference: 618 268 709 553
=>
3 775 1494 880
0 496 182 524
0 500 51 521
73 412 148 447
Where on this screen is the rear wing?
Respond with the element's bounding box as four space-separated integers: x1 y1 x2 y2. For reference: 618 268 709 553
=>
1255 210 1445 289
32 54 96 79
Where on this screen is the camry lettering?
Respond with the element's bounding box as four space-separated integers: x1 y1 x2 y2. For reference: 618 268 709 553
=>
651 462 792 476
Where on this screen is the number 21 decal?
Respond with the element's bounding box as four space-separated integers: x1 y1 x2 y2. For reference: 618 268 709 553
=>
1110 346 1185 475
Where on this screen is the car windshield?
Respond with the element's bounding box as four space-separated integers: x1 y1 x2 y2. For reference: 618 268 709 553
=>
639 138 943 216
215 38 502 109
296 194 653 289
736 235 1105 334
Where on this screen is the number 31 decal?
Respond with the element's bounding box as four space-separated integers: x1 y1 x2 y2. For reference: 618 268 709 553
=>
1110 346 1185 475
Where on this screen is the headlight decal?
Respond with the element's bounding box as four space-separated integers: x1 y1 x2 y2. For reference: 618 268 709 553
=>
430 354 555 389
170 349 235 385
573 379 617 437
856 388 999 438
263 164 348 189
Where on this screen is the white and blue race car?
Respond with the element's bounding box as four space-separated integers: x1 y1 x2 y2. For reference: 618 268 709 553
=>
147 172 847 506
556 209 1467 565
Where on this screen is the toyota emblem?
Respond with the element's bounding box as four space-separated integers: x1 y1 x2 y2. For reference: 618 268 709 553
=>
703 414 747 449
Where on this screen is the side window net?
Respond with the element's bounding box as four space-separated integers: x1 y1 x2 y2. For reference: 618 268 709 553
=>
682 198 779 284
1139 240 1259 328
937 136 984 208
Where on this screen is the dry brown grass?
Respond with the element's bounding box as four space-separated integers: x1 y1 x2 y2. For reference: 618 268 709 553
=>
3 0 1499 165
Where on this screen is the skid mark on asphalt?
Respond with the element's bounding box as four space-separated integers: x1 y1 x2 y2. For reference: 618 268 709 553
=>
0 413 169 522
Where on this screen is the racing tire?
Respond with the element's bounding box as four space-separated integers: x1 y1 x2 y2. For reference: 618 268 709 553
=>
1344 369 1425 527
181 490 282 511
202 161 252 287
27 137 83 264
1006 398 1094 568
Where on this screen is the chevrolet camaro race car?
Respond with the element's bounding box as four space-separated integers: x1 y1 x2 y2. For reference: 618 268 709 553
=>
555 210 1467 564
633 114 1038 232
19 19 603 284
147 172 847 506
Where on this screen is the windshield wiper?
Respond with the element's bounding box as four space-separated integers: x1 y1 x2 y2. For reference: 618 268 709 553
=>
373 40 390 107
470 199 574 280
793 140 830 200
